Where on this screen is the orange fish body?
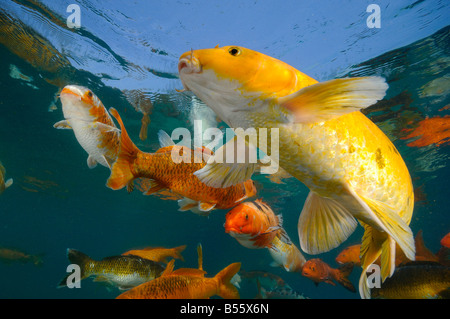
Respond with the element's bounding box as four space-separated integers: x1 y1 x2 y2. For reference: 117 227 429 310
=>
335 244 362 266
268 232 306 272
117 263 241 299
122 245 186 264
302 258 355 292
117 244 241 299
106 108 256 215
224 199 281 249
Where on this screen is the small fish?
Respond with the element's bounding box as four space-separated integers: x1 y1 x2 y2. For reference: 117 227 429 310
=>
336 231 444 267
256 280 307 299
224 199 282 249
58 249 164 290
178 46 415 298
371 261 450 299
240 270 286 290
335 244 361 267
122 245 187 264
0 247 43 266
116 244 241 299
106 108 256 216
0 162 13 194
122 89 153 141
302 258 356 293
268 230 306 272
54 85 120 169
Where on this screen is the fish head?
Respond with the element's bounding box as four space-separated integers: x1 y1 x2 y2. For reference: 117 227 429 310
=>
301 258 323 279
224 202 259 235
59 85 105 122
178 46 313 125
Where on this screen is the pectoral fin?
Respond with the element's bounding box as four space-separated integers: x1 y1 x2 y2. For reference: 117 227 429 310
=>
278 76 388 123
298 191 357 255
53 120 72 129
87 155 98 169
5 178 13 188
157 130 175 147
194 136 257 188
143 179 166 195
93 122 120 134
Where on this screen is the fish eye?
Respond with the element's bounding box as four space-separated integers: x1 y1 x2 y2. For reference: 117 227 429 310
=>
228 47 241 56
245 214 248 220
86 91 93 98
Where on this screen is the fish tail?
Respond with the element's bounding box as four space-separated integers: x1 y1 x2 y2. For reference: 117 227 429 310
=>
333 263 356 293
58 249 92 288
31 253 45 267
358 223 399 298
172 245 187 262
215 262 241 299
106 107 141 190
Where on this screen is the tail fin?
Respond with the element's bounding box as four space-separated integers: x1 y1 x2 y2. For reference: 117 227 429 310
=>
31 253 45 267
215 262 241 299
106 108 140 190
172 245 187 262
358 223 395 298
58 249 92 288
333 263 356 293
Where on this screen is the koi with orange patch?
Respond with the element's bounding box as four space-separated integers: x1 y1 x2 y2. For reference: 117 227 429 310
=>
122 245 186 264
116 244 241 299
106 108 256 216
224 199 282 249
54 85 120 169
302 258 356 293
268 230 306 272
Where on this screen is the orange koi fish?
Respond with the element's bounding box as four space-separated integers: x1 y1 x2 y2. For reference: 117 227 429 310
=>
335 244 362 266
302 258 355 293
178 46 414 298
224 199 282 249
268 230 306 272
54 85 120 169
116 244 241 299
105 108 256 216
122 245 187 264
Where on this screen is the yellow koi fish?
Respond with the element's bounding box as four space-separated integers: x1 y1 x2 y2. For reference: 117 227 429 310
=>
54 85 120 169
178 46 415 298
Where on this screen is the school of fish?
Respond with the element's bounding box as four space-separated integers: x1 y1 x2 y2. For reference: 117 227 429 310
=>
44 46 449 299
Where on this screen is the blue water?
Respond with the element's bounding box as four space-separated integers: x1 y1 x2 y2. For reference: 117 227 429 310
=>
0 0 449 299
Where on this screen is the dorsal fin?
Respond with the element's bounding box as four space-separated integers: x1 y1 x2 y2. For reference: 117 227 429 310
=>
161 259 175 276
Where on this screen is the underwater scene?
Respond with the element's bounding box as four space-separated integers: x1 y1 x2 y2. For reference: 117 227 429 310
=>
0 0 449 301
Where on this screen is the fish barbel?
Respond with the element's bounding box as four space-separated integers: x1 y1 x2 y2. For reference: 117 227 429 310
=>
178 45 415 298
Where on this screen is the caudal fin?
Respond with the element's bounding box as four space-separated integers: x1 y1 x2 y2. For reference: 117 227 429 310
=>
58 249 92 288
106 108 140 190
333 263 356 293
215 262 241 299
172 245 187 262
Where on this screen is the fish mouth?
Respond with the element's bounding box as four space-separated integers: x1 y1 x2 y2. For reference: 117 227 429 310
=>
60 85 82 101
177 49 202 91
